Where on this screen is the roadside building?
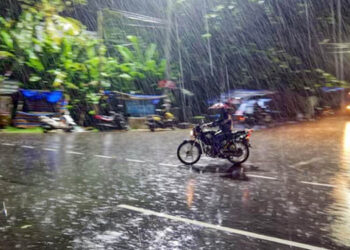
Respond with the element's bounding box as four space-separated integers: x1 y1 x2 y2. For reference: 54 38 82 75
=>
0 79 19 128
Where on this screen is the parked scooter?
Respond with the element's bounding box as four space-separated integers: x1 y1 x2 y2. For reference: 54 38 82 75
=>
39 114 76 133
315 105 335 118
93 111 128 131
244 105 272 128
146 109 176 132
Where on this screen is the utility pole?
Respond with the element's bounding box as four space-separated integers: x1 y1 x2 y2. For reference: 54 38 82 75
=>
304 0 311 51
225 64 230 98
331 1 339 80
336 0 346 110
337 0 344 82
164 0 172 80
163 0 173 111
175 17 186 121
204 0 214 76
97 9 104 91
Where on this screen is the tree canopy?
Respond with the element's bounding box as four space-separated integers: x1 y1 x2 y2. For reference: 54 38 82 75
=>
1 0 350 116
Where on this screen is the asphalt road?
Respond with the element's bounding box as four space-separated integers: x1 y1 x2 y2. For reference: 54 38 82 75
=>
0 116 350 249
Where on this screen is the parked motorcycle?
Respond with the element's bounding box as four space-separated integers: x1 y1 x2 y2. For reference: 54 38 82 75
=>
93 111 128 131
39 114 76 133
177 123 252 165
235 101 273 128
244 110 272 127
146 110 176 132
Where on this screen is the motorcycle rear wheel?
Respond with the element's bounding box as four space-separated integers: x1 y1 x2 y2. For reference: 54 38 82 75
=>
177 141 201 165
227 142 249 164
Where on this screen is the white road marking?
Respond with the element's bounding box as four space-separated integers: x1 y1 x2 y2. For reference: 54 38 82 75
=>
290 157 322 168
246 174 277 180
1 143 14 146
300 181 335 188
118 204 326 250
94 155 114 159
66 151 83 155
159 163 178 167
2 202 7 217
43 148 57 152
21 145 34 149
125 158 145 163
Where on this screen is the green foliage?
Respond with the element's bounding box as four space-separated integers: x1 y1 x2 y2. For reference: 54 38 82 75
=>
1 126 43 133
173 0 348 103
0 0 166 124
115 35 166 92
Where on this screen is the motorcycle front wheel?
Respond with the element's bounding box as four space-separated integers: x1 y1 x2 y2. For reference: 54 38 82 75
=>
177 141 201 165
149 125 155 132
227 142 249 164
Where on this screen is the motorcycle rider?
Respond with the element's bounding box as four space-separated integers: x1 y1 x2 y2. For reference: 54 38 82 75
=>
210 107 234 155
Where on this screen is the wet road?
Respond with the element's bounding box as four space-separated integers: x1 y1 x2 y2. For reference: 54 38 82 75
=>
0 116 350 249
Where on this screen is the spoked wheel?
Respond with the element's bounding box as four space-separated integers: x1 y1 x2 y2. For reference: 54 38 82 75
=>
227 142 249 164
177 141 201 165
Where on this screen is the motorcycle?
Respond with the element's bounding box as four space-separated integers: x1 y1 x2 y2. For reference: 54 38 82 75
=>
244 110 272 127
93 111 128 131
146 109 176 132
177 123 252 165
39 114 76 133
246 103 273 127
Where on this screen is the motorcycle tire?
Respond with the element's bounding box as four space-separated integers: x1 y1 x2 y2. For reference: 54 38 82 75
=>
177 141 201 165
227 142 249 164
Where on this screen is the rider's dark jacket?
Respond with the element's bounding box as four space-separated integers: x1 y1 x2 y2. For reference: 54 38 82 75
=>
213 112 232 133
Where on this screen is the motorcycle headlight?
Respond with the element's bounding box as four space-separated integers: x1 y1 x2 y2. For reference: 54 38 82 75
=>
190 128 197 137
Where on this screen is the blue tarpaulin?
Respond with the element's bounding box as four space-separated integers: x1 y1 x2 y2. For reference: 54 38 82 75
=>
21 90 63 103
125 100 156 117
131 95 161 104
104 91 164 104
321 87 344 92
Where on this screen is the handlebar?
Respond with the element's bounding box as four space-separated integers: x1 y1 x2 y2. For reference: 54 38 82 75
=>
200 122 214 128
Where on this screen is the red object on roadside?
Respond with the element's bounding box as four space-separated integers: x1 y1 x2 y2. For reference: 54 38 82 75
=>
158 80 176 89
238 116 245 122
247 129 253 138
208 102 230 110
226 98 240 105
94 115 113 122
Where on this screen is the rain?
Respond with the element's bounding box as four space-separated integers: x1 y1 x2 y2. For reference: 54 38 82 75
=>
0 0 350 249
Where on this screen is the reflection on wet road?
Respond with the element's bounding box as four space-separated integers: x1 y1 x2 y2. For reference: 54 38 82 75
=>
0 117 350 249
327 121 350 247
